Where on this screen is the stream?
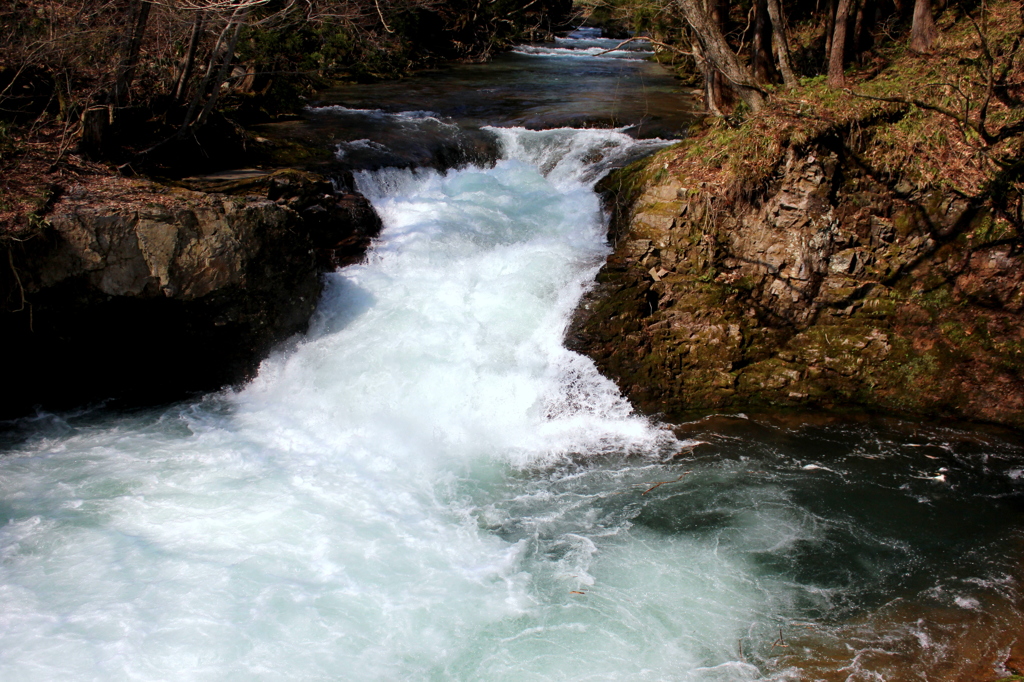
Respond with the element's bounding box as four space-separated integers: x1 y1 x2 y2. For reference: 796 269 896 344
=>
2 30 1024 682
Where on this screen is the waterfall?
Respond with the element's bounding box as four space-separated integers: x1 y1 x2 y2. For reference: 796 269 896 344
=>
2 129 768 681
2 117 1022 682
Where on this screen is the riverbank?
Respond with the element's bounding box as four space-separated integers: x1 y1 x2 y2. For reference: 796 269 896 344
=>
0 23 1022 679
1 166 380 418
567 2 1024 429
0 0 576 418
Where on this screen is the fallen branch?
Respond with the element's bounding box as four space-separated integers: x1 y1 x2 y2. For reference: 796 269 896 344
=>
771 626 789 650
641 471 692 495
595 36 694 58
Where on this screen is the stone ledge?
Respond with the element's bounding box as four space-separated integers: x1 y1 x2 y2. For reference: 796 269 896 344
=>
1 169 382 418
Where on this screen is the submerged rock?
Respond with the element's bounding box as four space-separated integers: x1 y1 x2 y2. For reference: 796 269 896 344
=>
1 169 381 417
568 141 1024 428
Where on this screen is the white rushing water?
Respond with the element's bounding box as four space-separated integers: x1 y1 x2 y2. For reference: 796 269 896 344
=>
0 128 915 681
0 127 761 679
513 27 650 61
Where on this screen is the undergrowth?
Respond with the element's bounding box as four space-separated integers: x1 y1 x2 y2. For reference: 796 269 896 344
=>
660 0 1023 235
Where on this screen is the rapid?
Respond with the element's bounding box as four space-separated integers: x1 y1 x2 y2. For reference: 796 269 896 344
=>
2 29 1024 682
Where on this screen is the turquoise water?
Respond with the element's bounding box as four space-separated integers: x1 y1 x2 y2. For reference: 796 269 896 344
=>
2 32 1023 682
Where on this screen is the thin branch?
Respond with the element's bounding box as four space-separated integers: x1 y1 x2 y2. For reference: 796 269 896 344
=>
374 0 394 33
842 88 997 144
965 12 996 140
641 472 692 495
596 36 694 58
7 248 27 314
771 625 789 650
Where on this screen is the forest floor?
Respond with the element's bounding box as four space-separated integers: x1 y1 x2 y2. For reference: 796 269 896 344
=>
665 0 1022 228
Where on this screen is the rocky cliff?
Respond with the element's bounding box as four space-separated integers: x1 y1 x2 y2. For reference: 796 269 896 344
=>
1 170 380 418
568 136 1024 428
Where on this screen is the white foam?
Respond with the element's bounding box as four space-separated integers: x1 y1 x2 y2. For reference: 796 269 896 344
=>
0 128 804 681
335 138 391 160
311 105 440 119
512 45 649 60
484 126 672 188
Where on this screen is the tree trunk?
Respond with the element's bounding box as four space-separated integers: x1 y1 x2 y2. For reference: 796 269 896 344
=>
675 0 765 112
111 1 152 105
79 106 110 159
852 0 866 62
695 42 735 115
714 0 731 39
910 0 938 53
173 11 206 106
766 0 797 87
827 0 854 87
853 0 877 58
708 0 737 113
176 11 240 138
193 11 248 129
752 0 779 85
825 0 837 63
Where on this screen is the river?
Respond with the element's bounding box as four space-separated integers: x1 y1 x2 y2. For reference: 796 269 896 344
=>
1 30 1023 682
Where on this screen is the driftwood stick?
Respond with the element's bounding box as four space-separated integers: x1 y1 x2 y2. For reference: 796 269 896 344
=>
641 471 692 495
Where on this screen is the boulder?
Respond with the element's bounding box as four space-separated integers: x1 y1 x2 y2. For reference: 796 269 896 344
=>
1 169 381 417
568 142 1024 428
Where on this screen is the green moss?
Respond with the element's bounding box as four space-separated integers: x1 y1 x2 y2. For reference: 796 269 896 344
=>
969 210 1014 244
991 338 1024 373
893 209 916 237
886 336 940 395
576 3 1024 429
598 154 670 239
858 295 898 318
922 286 958 312
250 136 334 168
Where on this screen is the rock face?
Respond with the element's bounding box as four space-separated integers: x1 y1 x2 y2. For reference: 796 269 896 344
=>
1 170 381 417
568 143 1024 428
